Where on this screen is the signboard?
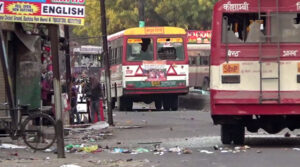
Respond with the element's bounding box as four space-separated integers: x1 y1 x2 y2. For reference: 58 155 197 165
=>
187 30 212 44
0 0 85 26
143 60 167 82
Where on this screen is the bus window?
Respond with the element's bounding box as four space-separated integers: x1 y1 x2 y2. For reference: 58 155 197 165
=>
157 38 184 60
271 13 300 43
189 57 196 65
200 56 209 66
126 38 153 61
222 13 266 43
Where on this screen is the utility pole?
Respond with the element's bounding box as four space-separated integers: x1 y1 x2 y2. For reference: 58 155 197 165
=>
64 26 71 99
138 0 145 27
49 24 65 158
100 0 113 125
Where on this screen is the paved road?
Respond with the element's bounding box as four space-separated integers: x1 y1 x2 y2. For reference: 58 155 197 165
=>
1 96 300 166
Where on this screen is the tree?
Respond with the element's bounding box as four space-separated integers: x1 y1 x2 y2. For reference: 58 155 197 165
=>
73 0 218 44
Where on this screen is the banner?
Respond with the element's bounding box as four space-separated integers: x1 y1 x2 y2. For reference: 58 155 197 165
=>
0 0 85 26
143 60 167 82
187 30 212 44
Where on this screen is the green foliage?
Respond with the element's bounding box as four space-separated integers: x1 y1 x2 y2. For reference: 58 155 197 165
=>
73 0 218 44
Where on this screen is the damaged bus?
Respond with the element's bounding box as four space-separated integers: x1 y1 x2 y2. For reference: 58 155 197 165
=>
210 0 300 144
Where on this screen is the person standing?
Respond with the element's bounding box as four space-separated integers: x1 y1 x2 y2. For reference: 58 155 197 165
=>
89 76 102 123
70 78 80 124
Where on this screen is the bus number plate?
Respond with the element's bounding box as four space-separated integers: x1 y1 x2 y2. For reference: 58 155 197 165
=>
223 64 240 74
151 81 161 86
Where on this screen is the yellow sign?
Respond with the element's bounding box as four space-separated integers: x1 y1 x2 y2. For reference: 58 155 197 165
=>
128 38 143 44
223 64 240 74
157 38 183 43
298 63 300 73
145 27 164 34
7 3 39 15
124 27 186 36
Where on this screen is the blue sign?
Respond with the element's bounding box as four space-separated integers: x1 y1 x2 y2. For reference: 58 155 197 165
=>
3 0 46 2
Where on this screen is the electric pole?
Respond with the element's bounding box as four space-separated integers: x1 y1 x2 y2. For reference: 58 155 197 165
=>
100 0 113 125
49 24 65 158
139 0 145 27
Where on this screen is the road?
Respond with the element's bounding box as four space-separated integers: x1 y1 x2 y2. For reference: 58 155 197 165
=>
1 95 300 167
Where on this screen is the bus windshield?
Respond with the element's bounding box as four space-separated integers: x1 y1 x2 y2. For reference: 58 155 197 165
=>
271 13 300 43
157 38 184 60
126 38 154 61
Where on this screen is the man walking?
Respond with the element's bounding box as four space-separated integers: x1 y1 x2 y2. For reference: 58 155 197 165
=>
89 76 102 123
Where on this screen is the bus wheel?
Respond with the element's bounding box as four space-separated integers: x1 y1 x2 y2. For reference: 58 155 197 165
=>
232 126 245 145
221 124 232 144
155 100 162 111
118 97 126 111
126 100 133 111
163 99 171 111
170 96 178 111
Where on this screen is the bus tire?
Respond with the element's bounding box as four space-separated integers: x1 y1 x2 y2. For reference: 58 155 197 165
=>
118 97 126 111
155 100 162 110
221 124 232 145
163 99 171 111
126 100 133 111
232 126 245 145
170 96 178 111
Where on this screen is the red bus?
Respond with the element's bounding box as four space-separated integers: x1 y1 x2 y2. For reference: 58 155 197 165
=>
211 0 300 144
103 27 189 111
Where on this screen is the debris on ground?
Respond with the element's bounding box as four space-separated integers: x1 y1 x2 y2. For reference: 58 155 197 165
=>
293 148 300 151
60 164 81 167
98 159 148 167
0 144 26 149
199 150 214 154
116 125 142 129
133 148 150 154
213 145 219 150
169 146 182 153
183 148 192 154
87 121 109 130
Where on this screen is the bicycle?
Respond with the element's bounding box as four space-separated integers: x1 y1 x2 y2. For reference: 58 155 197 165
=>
0 103 56 150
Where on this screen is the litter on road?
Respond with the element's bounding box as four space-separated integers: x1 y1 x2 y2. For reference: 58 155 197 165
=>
60 164 81 167
0 144 26 149
199 150 214 154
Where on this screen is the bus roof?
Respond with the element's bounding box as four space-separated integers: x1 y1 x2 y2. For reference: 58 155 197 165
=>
215 0 300 12
108 27 186 41
124 27 186 36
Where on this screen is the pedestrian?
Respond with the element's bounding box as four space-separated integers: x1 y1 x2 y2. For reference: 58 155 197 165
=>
70 78 80 124
41 75 51 106
88 76 102 123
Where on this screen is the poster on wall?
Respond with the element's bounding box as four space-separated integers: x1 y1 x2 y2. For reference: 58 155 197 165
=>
0 0 85 25
187 30 212 44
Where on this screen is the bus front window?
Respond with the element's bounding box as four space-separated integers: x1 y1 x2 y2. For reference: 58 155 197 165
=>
157 38 184 60
126 38 153 61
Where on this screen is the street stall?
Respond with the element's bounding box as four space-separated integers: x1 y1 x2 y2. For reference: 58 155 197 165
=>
0 0 86 156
